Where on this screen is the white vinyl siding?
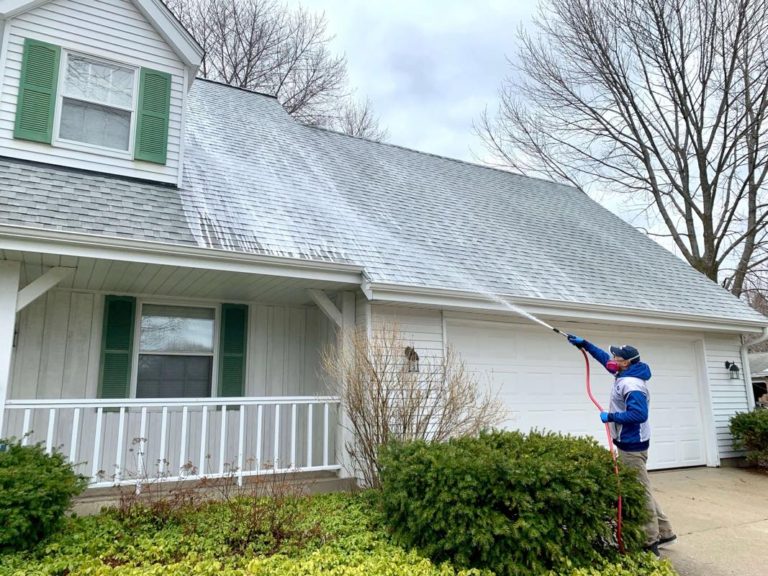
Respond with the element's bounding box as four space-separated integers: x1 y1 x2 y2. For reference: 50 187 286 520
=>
371 304 445 361
703 334 751 458
0 0 184 184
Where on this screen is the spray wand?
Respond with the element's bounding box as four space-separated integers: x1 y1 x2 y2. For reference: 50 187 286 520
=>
497 303 625 553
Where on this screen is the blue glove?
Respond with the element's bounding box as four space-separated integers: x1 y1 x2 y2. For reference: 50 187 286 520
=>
600 412 612 423
567 335 585 348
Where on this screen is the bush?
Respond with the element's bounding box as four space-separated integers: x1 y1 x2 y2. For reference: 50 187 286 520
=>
378 430 649 576
322 323 506 488
0 491 674 576
729 409 768 467
555 555 677 576
0 439 88 551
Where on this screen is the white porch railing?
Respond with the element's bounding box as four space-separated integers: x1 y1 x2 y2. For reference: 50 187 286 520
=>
3 396 341 488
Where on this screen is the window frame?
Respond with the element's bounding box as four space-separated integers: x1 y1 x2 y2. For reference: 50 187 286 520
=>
52 49 140 158
129 299 222 399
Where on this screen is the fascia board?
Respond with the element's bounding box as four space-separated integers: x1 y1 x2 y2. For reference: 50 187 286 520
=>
368 282 768 334
1 0 202 83
0 0 49 19
133 0 203 78
0 225 364 285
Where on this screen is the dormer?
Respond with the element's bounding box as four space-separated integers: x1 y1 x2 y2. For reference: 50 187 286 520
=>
0 0 202 185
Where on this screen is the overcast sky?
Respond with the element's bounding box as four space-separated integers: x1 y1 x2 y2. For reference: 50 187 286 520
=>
290 0 536 163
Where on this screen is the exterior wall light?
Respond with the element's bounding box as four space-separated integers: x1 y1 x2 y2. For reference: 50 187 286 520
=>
725 361 740 380
405 346 420 373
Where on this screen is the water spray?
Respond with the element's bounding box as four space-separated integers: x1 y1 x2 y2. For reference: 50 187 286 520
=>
492 295 625 554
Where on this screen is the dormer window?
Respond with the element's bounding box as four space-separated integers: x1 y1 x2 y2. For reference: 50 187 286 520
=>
58 55 136 152
14 38 172 165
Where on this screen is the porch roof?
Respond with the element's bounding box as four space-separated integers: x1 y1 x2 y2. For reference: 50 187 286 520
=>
0 78 766 325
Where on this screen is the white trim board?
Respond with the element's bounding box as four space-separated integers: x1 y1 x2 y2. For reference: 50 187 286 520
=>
370 283 768 333
0 0 203 75
0 225 365 285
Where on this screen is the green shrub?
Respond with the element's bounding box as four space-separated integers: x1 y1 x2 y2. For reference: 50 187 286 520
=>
378 430 649 576
0 439 88 551
0 491 674 576
729 410 768 467
554 554 677 576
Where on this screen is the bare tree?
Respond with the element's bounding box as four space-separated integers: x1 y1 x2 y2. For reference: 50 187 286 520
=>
165 0 348 125
322 323 506 488
478 0 768 297
331 97 388 141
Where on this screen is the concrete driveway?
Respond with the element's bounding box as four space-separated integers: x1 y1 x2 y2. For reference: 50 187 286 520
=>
650 466 768 576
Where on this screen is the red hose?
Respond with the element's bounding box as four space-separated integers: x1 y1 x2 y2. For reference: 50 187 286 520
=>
579 348 625 554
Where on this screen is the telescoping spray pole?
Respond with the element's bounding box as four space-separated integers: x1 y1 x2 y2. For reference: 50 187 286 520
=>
502 306 625 553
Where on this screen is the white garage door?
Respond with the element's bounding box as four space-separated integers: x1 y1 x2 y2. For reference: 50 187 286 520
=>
446 319 708 469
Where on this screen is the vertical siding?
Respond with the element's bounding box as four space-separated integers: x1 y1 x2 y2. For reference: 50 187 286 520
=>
10 293 330 401
6 291 337 478
0 0 184 184
704 334 750 458
11 290 100 400
355 293 371 336
246 304 329 397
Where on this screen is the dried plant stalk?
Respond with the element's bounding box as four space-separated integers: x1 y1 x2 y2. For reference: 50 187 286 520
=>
322 322 506 488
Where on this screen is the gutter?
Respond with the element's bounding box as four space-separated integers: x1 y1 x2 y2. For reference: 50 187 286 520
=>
0 224 366 285
368 282 768 333
740 327 768 410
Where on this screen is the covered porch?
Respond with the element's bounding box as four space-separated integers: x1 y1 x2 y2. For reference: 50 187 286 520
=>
0 228 367 488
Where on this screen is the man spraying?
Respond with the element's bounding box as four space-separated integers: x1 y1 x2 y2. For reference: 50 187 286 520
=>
567 335 677 556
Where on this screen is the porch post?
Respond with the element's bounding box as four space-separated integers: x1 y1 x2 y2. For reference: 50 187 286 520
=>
0 261 21 437
337 291 356 480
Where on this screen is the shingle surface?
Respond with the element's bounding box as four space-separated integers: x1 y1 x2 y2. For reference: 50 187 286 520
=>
0 159 196 246
180 81 765 323
1 78 765 324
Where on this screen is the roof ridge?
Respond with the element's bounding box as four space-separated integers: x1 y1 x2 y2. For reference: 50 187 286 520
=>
193 77 279 100
190 78 577 191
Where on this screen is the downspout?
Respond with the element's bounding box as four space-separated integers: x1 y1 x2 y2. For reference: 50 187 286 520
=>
739 327 768 410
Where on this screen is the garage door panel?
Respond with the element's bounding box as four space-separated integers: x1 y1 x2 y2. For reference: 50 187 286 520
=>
448 319 707 470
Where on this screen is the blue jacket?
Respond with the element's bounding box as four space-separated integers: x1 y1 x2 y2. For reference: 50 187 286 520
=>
583 341 652 452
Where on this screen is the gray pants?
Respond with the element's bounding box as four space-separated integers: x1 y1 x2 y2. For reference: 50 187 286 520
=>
618 449 674 545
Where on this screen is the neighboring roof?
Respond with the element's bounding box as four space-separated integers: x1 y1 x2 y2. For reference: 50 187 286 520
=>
750 352 768 376
1 78 766 326
0 0 204 73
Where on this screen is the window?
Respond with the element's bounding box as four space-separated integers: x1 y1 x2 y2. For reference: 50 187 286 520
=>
57 54 136 151
136 304 215 399
15 39 172 164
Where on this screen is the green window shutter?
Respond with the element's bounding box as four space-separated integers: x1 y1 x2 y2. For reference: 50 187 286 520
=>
14 38 60 143
219 304 248 397
134 67 171 164
99 296 136 399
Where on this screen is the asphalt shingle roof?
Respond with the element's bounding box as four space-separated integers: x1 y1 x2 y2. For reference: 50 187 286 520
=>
0 159 196 246
1 78 765 325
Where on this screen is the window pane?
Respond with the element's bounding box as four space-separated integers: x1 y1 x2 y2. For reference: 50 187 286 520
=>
60 98 131 150
140 305 215 353
65 55 134 108
136 355 212 398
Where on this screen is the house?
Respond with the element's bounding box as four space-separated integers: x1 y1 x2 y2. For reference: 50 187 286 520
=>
748 352 768 408
0 0 766 489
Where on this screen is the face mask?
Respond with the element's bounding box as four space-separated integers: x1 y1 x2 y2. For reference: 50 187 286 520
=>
606 360 620 374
